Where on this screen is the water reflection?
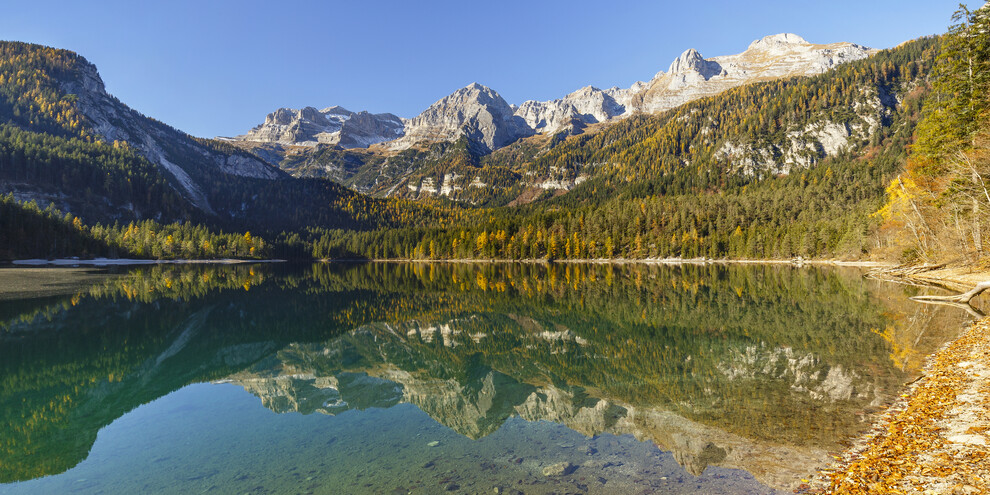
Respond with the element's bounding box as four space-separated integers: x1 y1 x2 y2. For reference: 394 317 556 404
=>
0 262 977 491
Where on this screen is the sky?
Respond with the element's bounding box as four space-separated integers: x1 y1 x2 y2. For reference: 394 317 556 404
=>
0 0 973 138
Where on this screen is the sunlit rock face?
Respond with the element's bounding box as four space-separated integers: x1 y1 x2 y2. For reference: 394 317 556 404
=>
515 85 628 135
233 106 405 149
715 84 894 175
628 33 872 115
388 83 534 153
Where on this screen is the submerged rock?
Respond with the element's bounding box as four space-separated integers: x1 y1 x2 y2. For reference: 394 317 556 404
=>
542 462 575 477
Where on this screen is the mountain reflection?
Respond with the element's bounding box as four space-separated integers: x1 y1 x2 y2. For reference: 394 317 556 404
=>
0 262 973 488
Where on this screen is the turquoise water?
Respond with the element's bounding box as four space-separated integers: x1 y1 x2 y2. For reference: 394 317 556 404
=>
0 263 977 494
2 384 774 494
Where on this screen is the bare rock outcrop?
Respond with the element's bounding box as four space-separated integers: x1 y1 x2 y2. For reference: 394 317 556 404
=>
388 83 533 153
233 105 404 149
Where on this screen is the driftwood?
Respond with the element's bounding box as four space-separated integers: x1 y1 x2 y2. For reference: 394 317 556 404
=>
870 263 948 277
911 281 990 305
865 273 941 288
865 264 949 285
909 297 987 319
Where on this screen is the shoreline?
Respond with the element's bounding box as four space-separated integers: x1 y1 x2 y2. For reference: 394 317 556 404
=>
327 257 890 268
804 265 990 493
5 255 893 268
804 316 990 494
5 258 286 266
884 265 990 291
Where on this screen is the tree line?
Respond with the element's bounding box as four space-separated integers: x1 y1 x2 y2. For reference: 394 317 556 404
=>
0 194 267 260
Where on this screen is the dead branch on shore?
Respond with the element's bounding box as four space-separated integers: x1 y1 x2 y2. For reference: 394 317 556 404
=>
911 280 990 305
867 263 948 278
864 264 950 286
909 297 987 319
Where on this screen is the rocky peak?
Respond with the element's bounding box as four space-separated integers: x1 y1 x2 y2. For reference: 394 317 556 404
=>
298 106 327 123
747 33 809 51
445 82 511 109
393 83 532 152
628 33 872 115
229 32 873 157
668 48 702 73
266 106 328 127
667 48 725 80
320 105 353 117
514 85 627 135
569 85 602 98
266 108 296 126
235 105 404 148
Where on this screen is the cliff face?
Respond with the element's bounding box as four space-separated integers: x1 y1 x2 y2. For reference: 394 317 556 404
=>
515 85 628 135
387 83 534 153
629 33 872 115
232 106 405 149
62 59 283 213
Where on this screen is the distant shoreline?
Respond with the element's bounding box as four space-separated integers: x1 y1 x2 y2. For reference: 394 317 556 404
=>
3 256 893 269
328 257 890 268
6 258 286 266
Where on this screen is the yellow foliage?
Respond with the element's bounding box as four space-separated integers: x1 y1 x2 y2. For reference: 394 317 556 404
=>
872 175 921 221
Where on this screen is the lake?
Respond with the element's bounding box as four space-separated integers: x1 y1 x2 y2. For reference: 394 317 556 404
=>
0 262 978 494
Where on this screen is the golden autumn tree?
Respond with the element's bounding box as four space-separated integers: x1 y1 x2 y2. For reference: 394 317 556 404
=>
877 3 990 263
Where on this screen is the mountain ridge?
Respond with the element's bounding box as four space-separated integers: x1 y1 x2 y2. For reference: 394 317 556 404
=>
228 33 874 153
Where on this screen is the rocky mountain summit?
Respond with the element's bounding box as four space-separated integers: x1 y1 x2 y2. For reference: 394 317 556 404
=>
229 33 872 154
628 33 873 114
387 82 533 153
515 85 629 135
232 105 405 149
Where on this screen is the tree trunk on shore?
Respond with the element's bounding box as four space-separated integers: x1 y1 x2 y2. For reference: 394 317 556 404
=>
912 281 990 304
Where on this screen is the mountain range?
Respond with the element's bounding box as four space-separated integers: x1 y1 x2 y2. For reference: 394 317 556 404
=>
217 33 885 205
228 33 873 153
0 33 876 218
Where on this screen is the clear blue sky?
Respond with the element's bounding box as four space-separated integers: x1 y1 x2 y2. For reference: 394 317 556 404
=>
0 0 972 138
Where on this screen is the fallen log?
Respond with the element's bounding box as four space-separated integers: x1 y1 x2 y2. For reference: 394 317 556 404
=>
909 298 987 319
911 281 990 304
866 263 948 280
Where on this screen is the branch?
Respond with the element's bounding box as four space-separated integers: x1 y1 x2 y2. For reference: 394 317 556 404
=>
909 297 986 319
911 280 990 304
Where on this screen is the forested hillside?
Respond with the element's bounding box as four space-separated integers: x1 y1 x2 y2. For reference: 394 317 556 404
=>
0 194 268 259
